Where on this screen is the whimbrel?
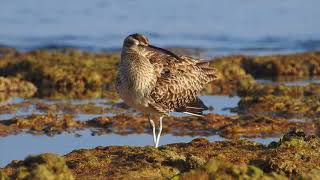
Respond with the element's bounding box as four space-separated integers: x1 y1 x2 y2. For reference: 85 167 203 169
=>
116 33 217 148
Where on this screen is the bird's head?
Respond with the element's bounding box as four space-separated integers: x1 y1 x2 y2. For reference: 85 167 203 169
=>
123 33 150 48
122 33 181 60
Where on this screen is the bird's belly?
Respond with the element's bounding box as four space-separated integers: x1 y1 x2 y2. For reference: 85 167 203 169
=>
118 86 158 114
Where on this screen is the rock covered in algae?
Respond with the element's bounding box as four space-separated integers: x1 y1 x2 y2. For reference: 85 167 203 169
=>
241 51 320 78
1 130 320 179
7 153 74 180
1 47 320 97
265 130 320 176
209 55 256 95
0 76 37 101
174 158 288 180
0 114 85 137
0 49 119 97
237 83 320 97
0 77 36 93
237 95 320 117
0 170 8 180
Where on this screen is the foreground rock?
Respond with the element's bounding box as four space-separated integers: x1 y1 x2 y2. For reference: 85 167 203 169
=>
1 154 74 180
1 130 320 179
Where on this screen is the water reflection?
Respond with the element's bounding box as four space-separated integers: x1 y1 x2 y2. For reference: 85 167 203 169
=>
0 130 225 167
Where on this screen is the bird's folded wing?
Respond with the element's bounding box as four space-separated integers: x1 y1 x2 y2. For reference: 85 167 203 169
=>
144 47 216 113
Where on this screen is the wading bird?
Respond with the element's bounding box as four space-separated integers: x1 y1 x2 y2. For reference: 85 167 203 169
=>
116 34 217 148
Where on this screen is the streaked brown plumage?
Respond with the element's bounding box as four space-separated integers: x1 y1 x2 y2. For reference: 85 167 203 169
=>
116 33 217 147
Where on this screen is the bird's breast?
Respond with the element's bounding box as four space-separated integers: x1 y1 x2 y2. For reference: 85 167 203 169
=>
116 56 157 111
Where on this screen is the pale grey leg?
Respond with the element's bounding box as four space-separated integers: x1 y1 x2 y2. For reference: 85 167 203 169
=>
155 116 163 148
148 114 157 147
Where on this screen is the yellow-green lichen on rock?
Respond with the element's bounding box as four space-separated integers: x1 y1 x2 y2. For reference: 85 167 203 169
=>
0 169 8 180
11 153 74 180
0 49 119 98
174 158 288 180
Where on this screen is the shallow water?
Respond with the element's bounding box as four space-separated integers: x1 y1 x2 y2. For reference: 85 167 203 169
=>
0 95 239 121
0 130 226 167
0 95 239 166
0 0 319 56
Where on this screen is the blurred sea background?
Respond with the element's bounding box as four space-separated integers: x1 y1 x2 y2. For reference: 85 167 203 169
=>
0 0 319 56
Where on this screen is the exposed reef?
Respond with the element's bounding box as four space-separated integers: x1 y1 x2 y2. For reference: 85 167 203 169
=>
1 48 320 179
236 95 320 118
0 49 119 99
1 48 320 98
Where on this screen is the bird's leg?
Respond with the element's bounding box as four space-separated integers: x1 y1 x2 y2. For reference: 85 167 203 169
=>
155 116 163 148
148 114 157 147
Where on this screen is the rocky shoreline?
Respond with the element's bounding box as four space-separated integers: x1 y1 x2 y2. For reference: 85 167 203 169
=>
0 48 320 179
1 130 320 179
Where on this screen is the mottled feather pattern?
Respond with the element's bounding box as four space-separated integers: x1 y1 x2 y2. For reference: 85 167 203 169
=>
142 46 216 113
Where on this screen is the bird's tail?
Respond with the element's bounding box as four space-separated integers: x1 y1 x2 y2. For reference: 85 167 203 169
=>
177 98 208 117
